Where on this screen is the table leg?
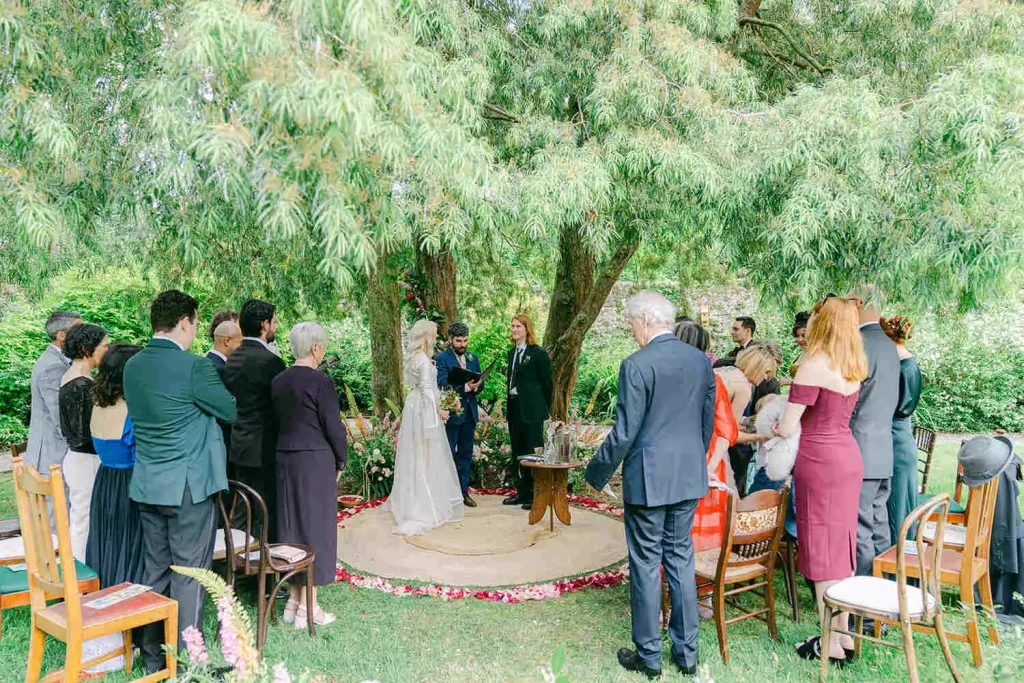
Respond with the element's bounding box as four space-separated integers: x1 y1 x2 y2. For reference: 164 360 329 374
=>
528 470 551 525
552 471 572 526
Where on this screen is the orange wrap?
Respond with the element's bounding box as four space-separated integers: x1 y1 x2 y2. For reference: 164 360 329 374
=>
692 375 739 553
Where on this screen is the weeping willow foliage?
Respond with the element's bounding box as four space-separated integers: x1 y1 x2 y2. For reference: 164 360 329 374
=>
2 0 1023 311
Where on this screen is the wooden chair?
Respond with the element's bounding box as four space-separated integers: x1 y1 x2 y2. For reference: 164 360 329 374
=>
821 493 961 683
217 480 316 648
873 474 1000 667
777 533 800 623
2 442 27 540
914 426 936 495
694 486 789 663
12 458 177 682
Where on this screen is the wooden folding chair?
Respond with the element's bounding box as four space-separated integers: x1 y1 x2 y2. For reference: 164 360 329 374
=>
12 458 177 682
821 494 961 683
914 426 936 495
694 486 789 663
873 474 1000 667
2 442 26 539
217 480 316 648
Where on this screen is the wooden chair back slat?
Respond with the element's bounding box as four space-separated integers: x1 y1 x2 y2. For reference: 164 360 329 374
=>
913 426 936 494
898 493 950 623
10 459 82 624
8 442 27 459
217 480 269 579
962 476 1000 563
718 487 789 576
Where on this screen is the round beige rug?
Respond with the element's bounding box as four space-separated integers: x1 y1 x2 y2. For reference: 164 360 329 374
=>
337 494 626 587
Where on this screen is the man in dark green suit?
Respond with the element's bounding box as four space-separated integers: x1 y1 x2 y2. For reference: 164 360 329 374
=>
124 290 236 674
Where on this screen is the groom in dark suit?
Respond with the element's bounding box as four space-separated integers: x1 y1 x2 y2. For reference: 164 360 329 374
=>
436 322 483 508
124 290 237 674
586 291 716 678
503 314 552 509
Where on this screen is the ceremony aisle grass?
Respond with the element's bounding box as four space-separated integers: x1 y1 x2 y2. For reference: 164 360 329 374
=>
0 443 1019 682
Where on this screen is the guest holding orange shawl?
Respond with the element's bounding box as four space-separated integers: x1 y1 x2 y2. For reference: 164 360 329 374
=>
674 321 739 552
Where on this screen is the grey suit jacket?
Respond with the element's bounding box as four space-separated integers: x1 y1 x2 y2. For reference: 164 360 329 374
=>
585 334 716 507
850 322 900 479
25 345 70 472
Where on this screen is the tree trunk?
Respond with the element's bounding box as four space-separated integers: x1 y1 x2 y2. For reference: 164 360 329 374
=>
542 225 641 421
367 249 404 414
415 241 457 337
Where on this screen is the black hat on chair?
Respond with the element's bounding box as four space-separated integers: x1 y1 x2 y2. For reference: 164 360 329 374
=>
957 436 1016 487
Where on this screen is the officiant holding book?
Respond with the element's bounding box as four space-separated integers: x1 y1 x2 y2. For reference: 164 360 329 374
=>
436 322 485 508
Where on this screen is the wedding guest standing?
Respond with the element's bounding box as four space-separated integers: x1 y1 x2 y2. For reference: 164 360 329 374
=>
224 299 286 540
727 316 756 358
780 311 811 387
586 292 716 678
436 321 484 508
59 323 109 561
272 322 347 628
881 316 923 543
25 311 81 476
206 319 242 380
774 297 866 665
503 314 552 509
675 322 739 552
848 287 899 579
87 343 145 587
125 290 236 674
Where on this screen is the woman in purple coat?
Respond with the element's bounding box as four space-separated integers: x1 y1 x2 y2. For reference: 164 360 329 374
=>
272 322 347 629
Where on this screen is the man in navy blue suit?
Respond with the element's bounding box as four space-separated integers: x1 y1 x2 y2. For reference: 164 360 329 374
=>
436 322 484 508
586 291 716 678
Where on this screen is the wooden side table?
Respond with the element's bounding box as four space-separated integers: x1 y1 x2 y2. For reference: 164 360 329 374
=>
522 461 585 532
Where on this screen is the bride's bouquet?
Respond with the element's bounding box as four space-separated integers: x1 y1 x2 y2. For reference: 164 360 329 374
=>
439 388 463 416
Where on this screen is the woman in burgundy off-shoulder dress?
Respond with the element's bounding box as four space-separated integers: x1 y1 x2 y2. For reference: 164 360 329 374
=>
774 297 867 666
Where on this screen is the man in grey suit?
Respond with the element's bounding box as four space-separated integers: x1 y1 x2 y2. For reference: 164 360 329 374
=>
849 287 900 578
125 290 236 674
24 310 82 475
585 291 716 678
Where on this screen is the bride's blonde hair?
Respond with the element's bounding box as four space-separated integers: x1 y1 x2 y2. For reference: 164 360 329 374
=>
404 319 437 366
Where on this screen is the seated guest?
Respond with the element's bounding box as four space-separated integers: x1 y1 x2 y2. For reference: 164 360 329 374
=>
87 343 145 587
225 299 286 540
125 290 236 674
271 322 347 628
714 343 778 494
59 323 109 561
207 319 243 379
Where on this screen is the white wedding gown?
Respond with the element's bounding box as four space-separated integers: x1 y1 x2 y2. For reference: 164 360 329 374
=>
384 352 465 536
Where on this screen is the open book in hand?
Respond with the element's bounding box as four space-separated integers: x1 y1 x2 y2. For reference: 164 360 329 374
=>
447 360 496 386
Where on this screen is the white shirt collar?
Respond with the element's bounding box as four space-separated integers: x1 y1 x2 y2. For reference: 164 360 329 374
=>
152 335 185 351
515 343 527 352
208 349 227 362
50 344 71 365
649 331 674 343
243 336 270 350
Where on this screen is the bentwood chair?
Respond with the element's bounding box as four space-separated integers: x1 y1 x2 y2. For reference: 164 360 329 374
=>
217 480 316 648
822 494 961 683
694 486 789 663
12 458 177 682
914 426 936 495
873 474 1000 667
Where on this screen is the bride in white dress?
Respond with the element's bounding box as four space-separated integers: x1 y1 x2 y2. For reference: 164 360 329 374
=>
385 320 465 536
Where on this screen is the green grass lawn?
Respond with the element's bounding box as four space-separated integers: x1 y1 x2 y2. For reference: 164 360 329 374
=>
0 444 1019 682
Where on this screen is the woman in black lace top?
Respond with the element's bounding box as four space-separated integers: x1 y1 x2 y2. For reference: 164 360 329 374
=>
59 323 108 561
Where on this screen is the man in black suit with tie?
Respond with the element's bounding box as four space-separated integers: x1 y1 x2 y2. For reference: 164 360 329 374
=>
503 313 553 509
224 299 286 539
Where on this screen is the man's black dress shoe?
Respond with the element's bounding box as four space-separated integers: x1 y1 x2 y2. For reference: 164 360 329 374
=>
520 500 534 510
674 659 697 676
616 648 661 679
502 495 521 505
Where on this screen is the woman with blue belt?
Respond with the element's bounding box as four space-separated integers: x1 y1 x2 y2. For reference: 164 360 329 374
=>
87 343 146 587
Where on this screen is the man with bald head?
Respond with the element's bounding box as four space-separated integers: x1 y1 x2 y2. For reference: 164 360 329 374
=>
207 319 242 380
